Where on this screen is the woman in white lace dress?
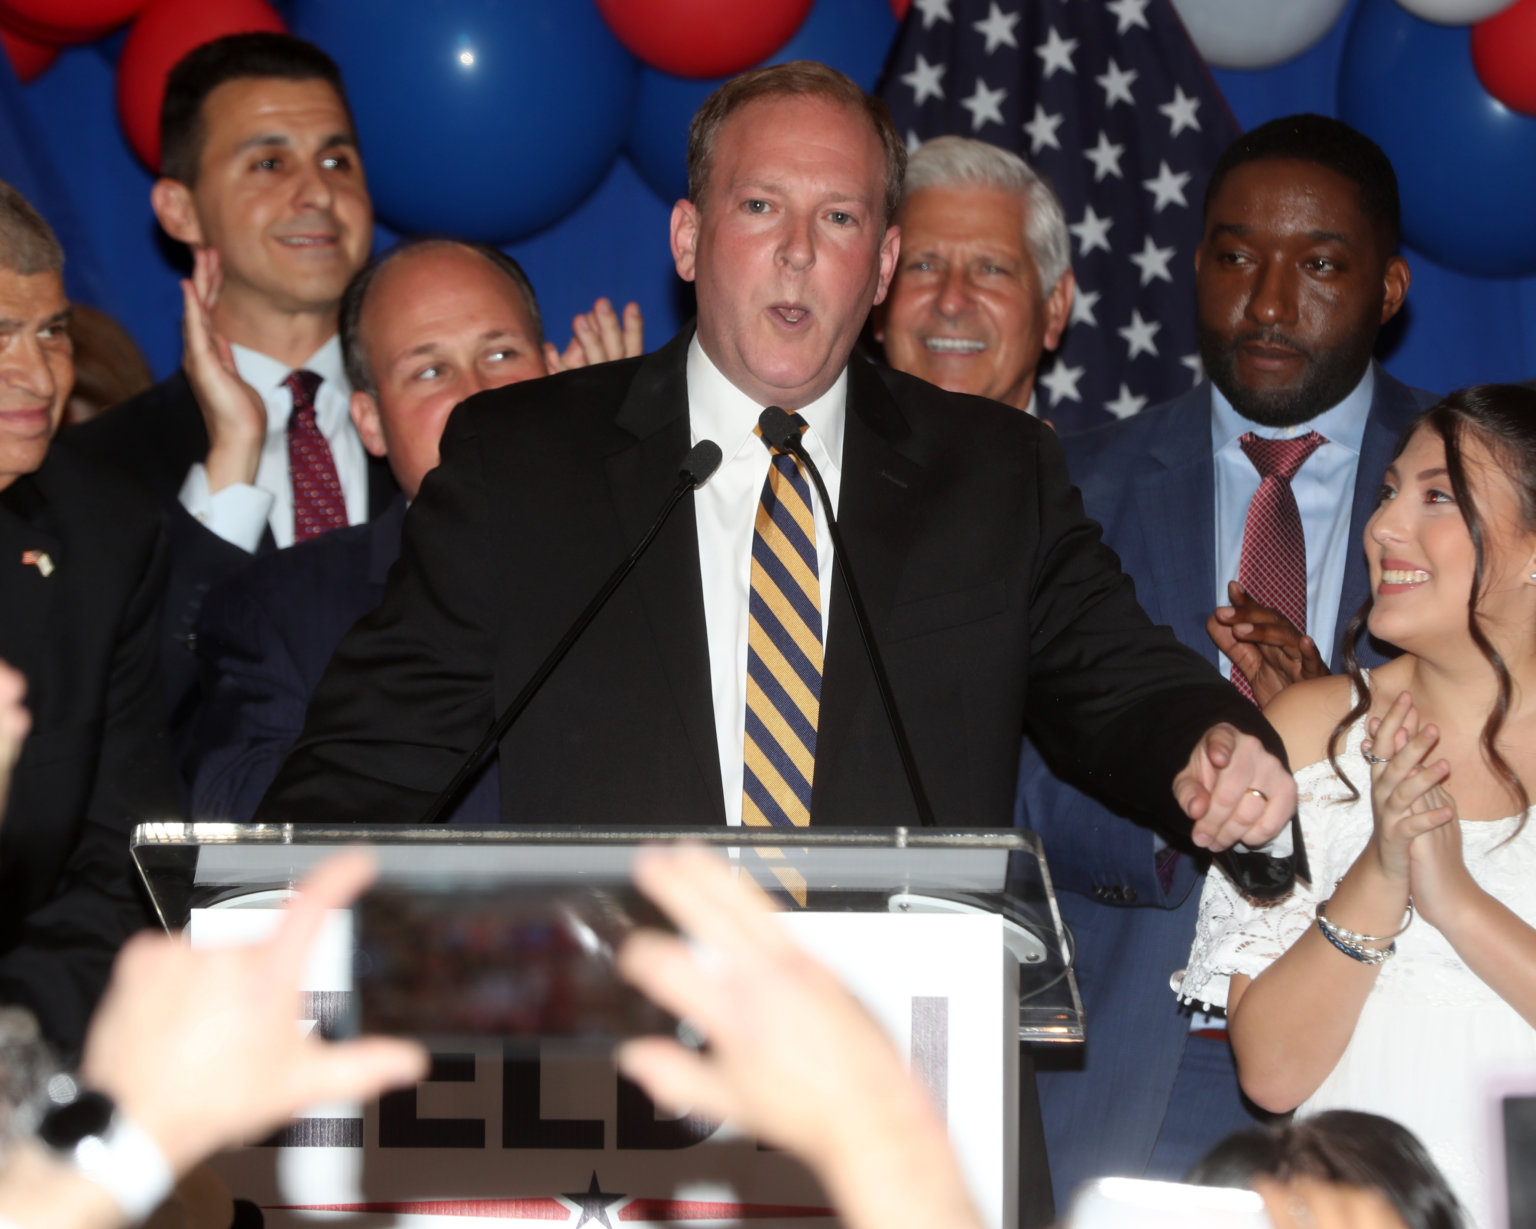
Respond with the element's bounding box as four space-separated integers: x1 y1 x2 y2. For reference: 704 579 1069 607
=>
1180 386 1536 1229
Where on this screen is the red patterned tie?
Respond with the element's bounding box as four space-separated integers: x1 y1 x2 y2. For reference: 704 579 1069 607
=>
1232 431 1326 703
285 369 347 543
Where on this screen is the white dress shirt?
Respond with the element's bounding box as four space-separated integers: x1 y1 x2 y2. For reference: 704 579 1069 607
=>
1211 364 1376 676
177 336 367 551
687 338 846 826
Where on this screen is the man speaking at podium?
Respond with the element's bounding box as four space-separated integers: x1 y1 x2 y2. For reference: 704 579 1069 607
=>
260 62 1292 1217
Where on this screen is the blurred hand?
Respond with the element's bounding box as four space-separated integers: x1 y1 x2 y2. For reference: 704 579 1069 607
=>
1174 722 1296 851
0 659 30 822
181 248 266 493
543 298 644 373
80 851 427 1175
1208 581 1329 707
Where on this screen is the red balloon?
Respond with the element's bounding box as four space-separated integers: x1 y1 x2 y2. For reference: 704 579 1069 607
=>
0 20 57 80
0 0 149 44
889 0 910 16
596 0 814 77
116 0 286 170
1472 0 1536 115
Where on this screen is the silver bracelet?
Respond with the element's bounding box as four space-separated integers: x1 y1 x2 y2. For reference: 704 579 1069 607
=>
1316 897 1414 943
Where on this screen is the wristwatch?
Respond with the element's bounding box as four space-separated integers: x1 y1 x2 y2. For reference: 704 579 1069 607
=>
35 1074 174 1221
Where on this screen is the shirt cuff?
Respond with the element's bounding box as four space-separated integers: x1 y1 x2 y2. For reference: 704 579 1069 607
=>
178 463 274 553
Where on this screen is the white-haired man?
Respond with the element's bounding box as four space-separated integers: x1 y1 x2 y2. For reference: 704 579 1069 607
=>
874 135 1074 416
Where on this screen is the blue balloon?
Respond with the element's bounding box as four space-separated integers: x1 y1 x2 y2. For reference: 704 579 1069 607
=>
625 0 898 206
293 0 639 243
1338 0 1536 277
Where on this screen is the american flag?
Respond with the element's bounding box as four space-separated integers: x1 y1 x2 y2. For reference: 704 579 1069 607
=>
880 0 1240 433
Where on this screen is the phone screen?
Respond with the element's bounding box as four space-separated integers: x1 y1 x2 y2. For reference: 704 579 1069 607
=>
354 885 677 1046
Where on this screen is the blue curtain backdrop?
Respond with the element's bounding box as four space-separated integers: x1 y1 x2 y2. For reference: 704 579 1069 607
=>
7 0 1534 395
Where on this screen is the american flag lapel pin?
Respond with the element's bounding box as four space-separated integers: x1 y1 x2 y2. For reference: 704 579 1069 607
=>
21 550 54 577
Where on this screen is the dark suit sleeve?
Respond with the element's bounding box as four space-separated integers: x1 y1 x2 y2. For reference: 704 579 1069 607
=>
0 521 175 1054
257 408 498 823
183 572 312 821
1017 425 1284 843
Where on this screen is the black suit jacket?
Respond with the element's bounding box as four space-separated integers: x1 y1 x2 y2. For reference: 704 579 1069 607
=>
261 328 1275 837
0 447 178 1054
67 371 398 738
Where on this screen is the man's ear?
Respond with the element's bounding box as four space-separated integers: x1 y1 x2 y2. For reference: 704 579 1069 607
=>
150 179 204 247
350 390 388 459
670 200 700 284
1380 254 1410 326
1041 270 1075 351
871 224 900 306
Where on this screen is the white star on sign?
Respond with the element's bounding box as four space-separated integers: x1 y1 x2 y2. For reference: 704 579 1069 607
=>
1069 204 1114 256
1038 360 1085 406
1142 160 1191 212
913 0 953 28
1023 104 1063 154
1105 383 1148 420
1083 130 1125 181
1106 0 1151 35
973 2 1021 52
1130 235 1176 286
1070 287 1101 328
960 78 1007 132
1182 353 1205 385
1095 58 1138 109
1034 26 1078 78
1117 308 1162 360
900 54 946 105
1159 85 1202 137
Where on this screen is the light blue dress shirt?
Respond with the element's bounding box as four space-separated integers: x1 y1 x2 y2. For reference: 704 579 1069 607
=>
1210 364 1376 677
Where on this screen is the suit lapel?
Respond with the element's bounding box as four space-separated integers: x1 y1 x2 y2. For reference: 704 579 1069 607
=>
0 476 61 664
1132 391 1218 664
813 359 926 819
606 331 725 822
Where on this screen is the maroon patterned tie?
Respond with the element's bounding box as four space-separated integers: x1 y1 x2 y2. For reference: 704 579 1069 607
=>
285 369 347 543
1232 431 1326 703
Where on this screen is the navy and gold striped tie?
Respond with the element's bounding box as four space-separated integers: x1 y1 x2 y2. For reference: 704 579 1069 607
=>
742 416 822 828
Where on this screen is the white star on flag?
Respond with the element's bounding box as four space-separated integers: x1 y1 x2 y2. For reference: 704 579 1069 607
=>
1039 361 1086 405
1142 161 1191 212
1070 287 1101 328
1181 353 1205 385
1105 0 1152 35
960 78 1007 131
1070 204 1114 255
1034 26 1078 78
905 129 923 154
900 55 947 106
973 2 1021 52
1095 59 1138 109
1118 308 1162 359
913 0 954 29
1130 235 1176 285
1159 86 1202 137
1104 383 1149 420
1023 104 1064 154
1083 130 1125 181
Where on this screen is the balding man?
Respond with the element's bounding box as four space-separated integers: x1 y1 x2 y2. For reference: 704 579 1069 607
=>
183 238 641 819
875 135 1074 417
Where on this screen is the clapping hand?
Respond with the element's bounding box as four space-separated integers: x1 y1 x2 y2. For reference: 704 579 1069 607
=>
181 247 266 493
1207 581 1329 707
1363 691 1458 885
543 298 644 373
0 660 29 820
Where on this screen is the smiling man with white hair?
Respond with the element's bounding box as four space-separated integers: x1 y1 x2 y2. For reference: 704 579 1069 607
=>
875 136 1074 416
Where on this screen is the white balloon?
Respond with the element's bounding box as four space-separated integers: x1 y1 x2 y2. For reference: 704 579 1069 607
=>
1393 0 1517 23
1169 0 1350 69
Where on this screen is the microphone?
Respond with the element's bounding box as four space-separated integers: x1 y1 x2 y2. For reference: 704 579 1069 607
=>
419 439 723 824
758 406 936 827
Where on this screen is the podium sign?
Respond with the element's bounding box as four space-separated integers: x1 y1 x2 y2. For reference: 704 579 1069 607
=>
135 825 1080 1229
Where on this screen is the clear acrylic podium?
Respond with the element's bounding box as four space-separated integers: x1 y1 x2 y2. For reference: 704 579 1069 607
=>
131 823 1082 1229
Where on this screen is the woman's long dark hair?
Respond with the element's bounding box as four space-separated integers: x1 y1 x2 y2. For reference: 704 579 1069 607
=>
1327 384 1536 829
1188 1110 1465 1229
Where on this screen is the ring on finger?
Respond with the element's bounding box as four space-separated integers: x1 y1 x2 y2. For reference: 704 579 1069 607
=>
1244 787 1269 804
1361 748 1390 765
